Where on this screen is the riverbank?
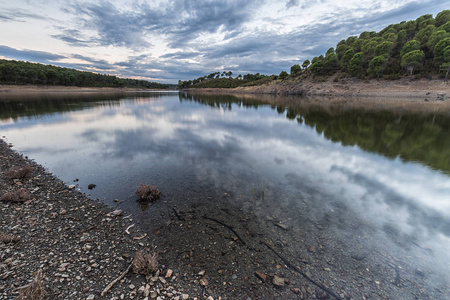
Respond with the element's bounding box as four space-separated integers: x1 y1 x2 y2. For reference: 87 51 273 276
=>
185 77 450 100
0 140 207 300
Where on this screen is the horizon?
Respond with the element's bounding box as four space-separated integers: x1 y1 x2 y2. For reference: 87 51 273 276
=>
0 0 448 84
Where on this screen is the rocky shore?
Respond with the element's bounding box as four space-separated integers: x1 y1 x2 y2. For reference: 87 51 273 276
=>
0 139 210 300
185 77 450 100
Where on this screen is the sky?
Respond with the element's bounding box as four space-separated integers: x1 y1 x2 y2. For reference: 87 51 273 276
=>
0 0 448 83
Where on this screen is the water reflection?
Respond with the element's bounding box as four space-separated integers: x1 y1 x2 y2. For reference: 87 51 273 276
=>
1 92 449 296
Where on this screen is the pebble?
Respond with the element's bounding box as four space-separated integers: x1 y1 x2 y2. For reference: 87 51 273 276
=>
86 295 95 300
272 275 285 288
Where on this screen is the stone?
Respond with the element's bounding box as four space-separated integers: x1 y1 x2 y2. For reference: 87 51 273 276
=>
86 295 95 300
129 284 135 290
255 271 267 282
68 185 76 189
198 270 205 276
182 294 189 300
200 278 208 286
291 288 300 294
165 269 173 278
272 275 285 288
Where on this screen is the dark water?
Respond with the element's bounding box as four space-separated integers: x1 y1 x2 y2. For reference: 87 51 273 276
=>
1 92 449 297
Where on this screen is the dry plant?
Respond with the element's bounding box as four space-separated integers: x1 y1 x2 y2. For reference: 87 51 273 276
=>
132 250 158 275
0 232 19 244
16 270 45 300
4 165 33 180
0 189 31 203
135 184 161 202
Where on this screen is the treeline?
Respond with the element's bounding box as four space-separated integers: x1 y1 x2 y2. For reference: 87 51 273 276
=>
179 10 450 88
286 9 450 80
178 71 275 89
0 59 171 89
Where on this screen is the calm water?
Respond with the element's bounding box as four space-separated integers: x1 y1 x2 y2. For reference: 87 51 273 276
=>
1 92 450 296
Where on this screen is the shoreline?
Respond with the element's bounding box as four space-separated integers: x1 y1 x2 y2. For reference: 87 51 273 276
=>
0 140 202 300
183 77 450 100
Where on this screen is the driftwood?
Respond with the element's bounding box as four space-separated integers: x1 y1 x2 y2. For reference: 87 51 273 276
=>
202 216 246 245
101 259 134 297
261 241 343 300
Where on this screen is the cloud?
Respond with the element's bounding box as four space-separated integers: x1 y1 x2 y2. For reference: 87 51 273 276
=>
0 45 65 64
0 8 48 22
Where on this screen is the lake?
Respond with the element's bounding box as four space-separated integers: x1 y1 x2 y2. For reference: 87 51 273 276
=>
1 91 449 299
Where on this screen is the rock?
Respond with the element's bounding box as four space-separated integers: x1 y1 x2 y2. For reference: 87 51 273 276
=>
200 278 208 286
110 209 123 216
129 284 135 290
291 288 300 294
68 185 76 190
86 295 95 300
207 297 214 300
138 286 145 294
182 294 189 300
88 184 97 190
150 291 157 298
165 269 173 278
272 275 285 288
231 274 237 279
255 271 267 282
158 277 166 284
198 270 205 276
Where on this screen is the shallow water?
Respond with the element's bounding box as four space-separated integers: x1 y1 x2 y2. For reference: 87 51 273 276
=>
1 92 449 297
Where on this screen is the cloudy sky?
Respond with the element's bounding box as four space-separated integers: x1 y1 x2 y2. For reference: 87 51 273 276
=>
0 0 448 83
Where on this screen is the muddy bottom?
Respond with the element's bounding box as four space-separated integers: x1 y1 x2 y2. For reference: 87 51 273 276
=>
128 177 449 300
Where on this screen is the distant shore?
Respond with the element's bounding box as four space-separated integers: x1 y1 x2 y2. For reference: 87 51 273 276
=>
185 77 450 101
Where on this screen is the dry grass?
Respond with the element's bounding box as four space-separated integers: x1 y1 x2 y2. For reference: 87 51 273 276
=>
135 184 161 202
16 270 45 300
0 232 20 244
132 250 158 276
4 165 33 180
0 189 31 203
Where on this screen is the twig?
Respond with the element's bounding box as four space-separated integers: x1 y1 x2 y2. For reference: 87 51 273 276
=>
79 225 96 234
125 224 135 235
133 233 147 240
101 259 134 297
173 208 185 221
261 241 343 300
202 216 246 245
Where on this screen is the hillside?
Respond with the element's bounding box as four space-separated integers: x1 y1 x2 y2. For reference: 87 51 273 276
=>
0 59 173 89
179 9 450 89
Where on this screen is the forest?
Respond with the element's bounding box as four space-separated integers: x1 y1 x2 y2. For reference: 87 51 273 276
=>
179 9 450 88
0 59 172 89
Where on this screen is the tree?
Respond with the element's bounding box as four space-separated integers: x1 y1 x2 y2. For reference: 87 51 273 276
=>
368 55 387 79
375 41 394 58
336 44 348 60
400 40 420 57
341 49 355 72
323 51 339 74
347 52 365 77
434 38 450 67
290 64 302 76
309 60 324 76
278 70 288 80
401 50 424 75
427 30 450 52
362 40 378 60
302 59 310 69
414 25 436 48
438 21 450 34
435 10 450 27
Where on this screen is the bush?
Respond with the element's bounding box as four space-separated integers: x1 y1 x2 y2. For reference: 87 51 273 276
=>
0 232 19 244
135 184 161 202
132 250 158 275
17 270 45 300
4 165 33 180
0 189 31 203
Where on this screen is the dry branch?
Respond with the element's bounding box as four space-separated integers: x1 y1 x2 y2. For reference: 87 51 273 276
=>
101 259 134 297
